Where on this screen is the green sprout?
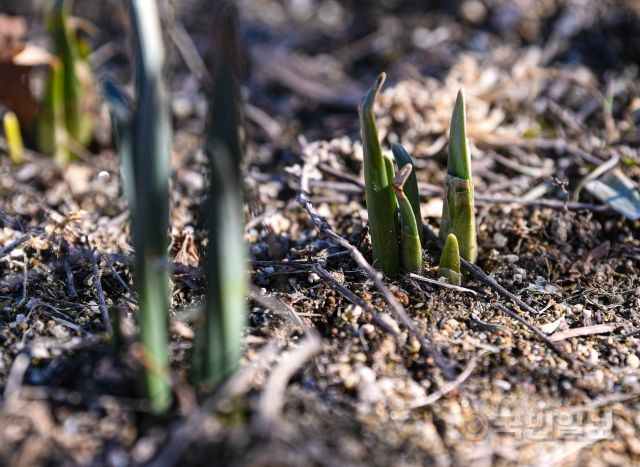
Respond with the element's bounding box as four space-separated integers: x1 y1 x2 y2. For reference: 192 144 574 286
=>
38 61 70 164
37 0 94 163
392 143 423 243
440 90 477 263
3 111 24 165
191 7 247 389
358 73 400 277
393 164 423 273
438 233 461 285
104 0 172 414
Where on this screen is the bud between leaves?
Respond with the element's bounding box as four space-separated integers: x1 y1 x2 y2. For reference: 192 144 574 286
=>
438 233 461 285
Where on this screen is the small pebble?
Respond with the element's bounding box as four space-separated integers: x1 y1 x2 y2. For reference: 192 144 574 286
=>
627 353 640 369
493 232 508 248
97 170 110 183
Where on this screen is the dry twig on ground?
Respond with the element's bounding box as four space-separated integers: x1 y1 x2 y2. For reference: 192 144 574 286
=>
298 155 456 379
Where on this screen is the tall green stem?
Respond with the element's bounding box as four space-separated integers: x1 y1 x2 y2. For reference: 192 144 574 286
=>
358 74 400 277
128 0 172 413
440 90 477 263
192 6 247 388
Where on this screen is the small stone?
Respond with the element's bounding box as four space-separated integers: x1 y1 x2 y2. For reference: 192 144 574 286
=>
495 380 511 391
97 170 110 183
627 353 640 369
493 232 508 248
51 324 69 339
460 0 487 24
360 324 375 337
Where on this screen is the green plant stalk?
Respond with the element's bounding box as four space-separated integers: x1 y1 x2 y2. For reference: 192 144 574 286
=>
37 61 71 164
440 90 477 263
3 111 24 165
193 142 247 387
128 0 172 414
192 7 247 388
358 73 400 277
438 233 461 285
393 164 422 273
383 153 398 226
48 0 93 147
391 143 423 243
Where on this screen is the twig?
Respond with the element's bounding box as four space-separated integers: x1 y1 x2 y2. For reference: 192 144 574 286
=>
572 153 620 201
474 194 613 213
492 302 569 359
148 409 213 467
318 162 365 188
409 273 478 295
4 351 31 403
103 255 132 294
563 390 640 414
422 225 541 317
169 22 212 90
0 234 30 259
255 333 322 432
248 287 307 332
410 352 486 409
17 253 29 307
422 225 574 363
550 323 619 342
63 258 78 297
90 249 113 335
310 176 614 213
312 265 400 339
299 156 455 379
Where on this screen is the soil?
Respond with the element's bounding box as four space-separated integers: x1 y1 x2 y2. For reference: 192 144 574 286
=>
1 0 640 465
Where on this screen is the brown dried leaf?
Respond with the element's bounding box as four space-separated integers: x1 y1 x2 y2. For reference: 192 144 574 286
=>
171 227 200 268
0 14 53 130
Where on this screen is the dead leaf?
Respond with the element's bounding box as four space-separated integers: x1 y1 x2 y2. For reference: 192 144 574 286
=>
0 14 53 130
170 227 200 267
539 315 565 334
585 169 640 220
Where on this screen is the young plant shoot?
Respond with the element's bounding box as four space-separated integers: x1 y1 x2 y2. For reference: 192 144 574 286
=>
3 111 24 164
191 6 247 389
393 164 423 273
391 143 423 243
440 90 477 263
38 0 94 162
438 233 461 285
105 0 172 414
358 73 400 277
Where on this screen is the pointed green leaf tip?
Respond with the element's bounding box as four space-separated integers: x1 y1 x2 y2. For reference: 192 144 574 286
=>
438 233 461 285
393 164 422 273
447 90 471 180
358 73 400 277
391 143 423 243
439 233 461 273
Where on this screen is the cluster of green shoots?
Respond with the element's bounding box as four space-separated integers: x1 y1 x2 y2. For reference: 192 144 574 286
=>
359 74 477 284
105 0 246 413
38 0 94 164
1 0 94 165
